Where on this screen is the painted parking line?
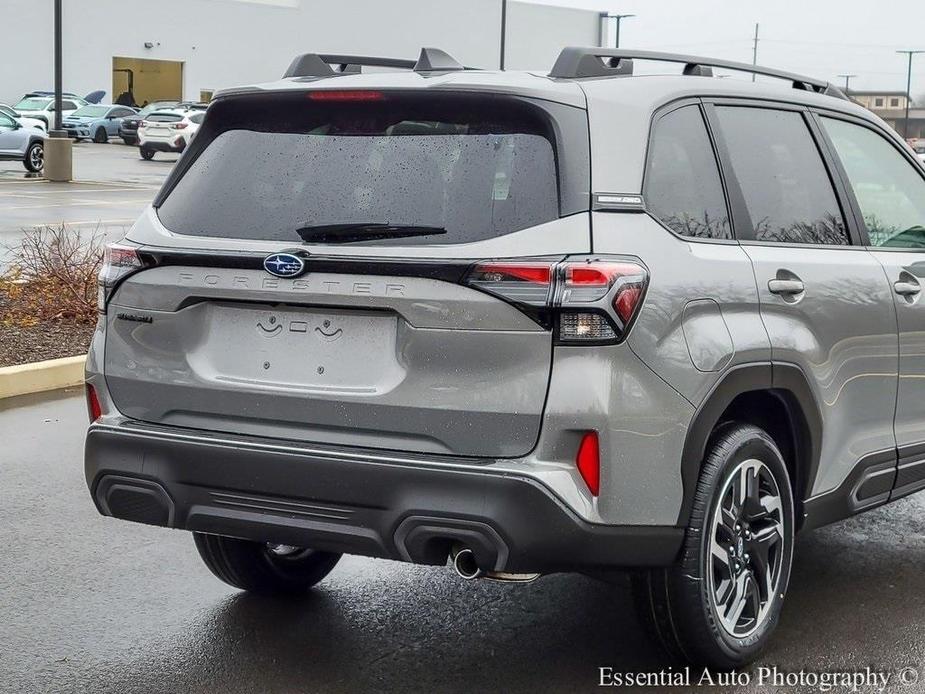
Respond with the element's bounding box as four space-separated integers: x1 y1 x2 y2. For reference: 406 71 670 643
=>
0 199 153 211
0 178 158 189
21 218 137 228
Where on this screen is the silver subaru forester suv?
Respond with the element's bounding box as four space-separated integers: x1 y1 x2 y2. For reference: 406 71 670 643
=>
84 47 925 669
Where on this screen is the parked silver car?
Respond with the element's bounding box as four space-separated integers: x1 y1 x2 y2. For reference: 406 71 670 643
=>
84 47 925 669
0 110 44 171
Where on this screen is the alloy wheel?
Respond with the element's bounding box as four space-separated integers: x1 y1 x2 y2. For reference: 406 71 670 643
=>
707 458 786 638
29 144 44 170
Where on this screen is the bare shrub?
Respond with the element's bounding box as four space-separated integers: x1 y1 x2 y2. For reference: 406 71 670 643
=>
1 225 104 326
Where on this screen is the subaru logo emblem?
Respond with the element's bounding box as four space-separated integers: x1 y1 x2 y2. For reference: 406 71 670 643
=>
263 252 306 278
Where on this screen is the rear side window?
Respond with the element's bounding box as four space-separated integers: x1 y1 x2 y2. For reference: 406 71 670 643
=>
821 117 925 248
716 107 849 245
645 105 731 239
157 93 575 246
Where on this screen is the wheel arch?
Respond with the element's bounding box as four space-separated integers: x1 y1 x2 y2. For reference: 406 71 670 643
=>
677 362 822 530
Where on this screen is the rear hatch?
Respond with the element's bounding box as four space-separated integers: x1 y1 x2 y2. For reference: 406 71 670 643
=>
104 89 591 458
140 112 183 140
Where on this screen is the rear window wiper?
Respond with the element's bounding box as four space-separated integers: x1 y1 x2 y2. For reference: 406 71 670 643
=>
295 223 447 244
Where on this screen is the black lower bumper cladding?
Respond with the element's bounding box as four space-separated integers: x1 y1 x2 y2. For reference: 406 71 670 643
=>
85 423 682 573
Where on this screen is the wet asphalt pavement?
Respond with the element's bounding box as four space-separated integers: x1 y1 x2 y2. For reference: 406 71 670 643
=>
0 142 172 269
2 392 925 694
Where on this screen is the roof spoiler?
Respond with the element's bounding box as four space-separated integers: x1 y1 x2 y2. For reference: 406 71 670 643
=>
549 47 848 100
283 47 467 79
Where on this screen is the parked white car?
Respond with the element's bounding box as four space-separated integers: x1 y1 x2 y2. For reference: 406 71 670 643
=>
138 110 205 160
12 96 87 128
0 111 45 172
0 103 46 131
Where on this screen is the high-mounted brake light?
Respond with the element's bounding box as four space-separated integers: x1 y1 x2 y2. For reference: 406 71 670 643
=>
98 243 144 313
465 256 648 344
576 431 600 496
308 90 385 102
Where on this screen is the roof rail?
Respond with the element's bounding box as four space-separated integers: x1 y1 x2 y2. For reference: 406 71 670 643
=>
549 47 848 100
283 47 466 78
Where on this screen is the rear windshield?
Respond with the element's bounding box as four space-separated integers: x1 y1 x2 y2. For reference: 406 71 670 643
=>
138 102 178 116
15 98 51 110
72 105 108 117
157 92 572 246
146 112 183 123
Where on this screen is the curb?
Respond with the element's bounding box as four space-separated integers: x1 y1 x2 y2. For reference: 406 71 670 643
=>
0 355 86 400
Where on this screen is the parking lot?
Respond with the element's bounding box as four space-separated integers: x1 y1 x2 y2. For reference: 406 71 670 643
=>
1 391 924 694
0 142 172 264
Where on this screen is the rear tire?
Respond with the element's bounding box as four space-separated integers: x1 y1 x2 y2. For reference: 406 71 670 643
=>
23 141 44 172
632 423 794 670
93 127 108 144
193 532 341 596
139 146 155 160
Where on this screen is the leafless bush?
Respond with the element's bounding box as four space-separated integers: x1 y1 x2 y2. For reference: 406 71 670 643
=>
1 225 104 325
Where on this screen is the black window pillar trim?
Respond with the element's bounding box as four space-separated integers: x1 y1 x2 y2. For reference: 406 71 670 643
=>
804 111 869 247
700 100 755 241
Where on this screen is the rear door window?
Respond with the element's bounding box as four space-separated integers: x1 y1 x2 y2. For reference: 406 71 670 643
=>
156 93 570 246
644 105 731 239
715 106 849 245
821 117 925 248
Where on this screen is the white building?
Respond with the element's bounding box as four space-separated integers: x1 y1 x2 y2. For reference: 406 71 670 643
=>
1 0 605 106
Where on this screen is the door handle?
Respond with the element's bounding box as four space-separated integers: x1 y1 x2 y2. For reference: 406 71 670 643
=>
768 279 805 295
894 280 921 296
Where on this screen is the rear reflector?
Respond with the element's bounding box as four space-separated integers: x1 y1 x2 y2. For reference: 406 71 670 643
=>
86 384 102 422
308 90 384 101
576 431 600 496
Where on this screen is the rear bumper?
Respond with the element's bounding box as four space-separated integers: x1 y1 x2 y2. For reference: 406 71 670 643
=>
139 139 184 152
84 421 683 573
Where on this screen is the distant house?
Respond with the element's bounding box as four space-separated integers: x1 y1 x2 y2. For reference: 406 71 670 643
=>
848 90 924 140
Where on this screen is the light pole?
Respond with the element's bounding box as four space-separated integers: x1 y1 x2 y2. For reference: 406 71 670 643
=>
602 13 635 49
499 0 507 70
45 0 72 181
897 50 924 139
838 74 858 92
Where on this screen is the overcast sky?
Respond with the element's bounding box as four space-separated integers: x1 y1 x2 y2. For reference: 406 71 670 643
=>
525 0 925 97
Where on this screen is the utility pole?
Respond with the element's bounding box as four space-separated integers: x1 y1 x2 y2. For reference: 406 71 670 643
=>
499 0 507 70
613 13 634 48
838 74 858 92
601 13 635 49
897 50 924 139
751 23 759 82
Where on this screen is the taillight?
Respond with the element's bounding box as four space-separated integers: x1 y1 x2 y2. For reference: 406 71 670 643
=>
576 431 600 496
139 120 148 127
98 243 143 313
171 122 188 130
465 261 556 306
465 256 647 344
86 383 102 422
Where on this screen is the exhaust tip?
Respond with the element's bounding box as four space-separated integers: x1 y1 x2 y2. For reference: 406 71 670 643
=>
452 547 484 580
